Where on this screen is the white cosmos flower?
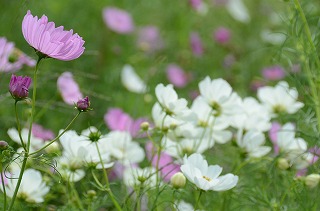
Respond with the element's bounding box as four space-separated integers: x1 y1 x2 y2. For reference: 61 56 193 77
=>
226 0 250 23
236 130 271 158
8 128 45 152
155 83 192 118
175 200 194 211
4 169 49 203
123 167 158 188
181 153 238 191
121 64 147 94
231 97 271 132
198 77 242 121
257 81 304 116
106 131 145 165
261 29 286 45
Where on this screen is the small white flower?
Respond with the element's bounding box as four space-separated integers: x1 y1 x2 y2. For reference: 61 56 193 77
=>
121 64 147 94
4 169 49 203
181 153 238 191
236 130 271 158
175 200 194 211
8 128 45 152
257 81 304 116
106 131 145 165
123 167 158 188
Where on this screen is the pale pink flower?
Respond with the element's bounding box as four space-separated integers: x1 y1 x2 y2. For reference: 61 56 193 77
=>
146 142 180 182
57 72 83 105
262 66 286 81
190 32 203 57
268 122 281 155
22 10 85 61
104 108 148 137
102 7 134 34
0 37 35 72
32 124 55 141
214 27 231 44
166 64 190 88
137 26 164 53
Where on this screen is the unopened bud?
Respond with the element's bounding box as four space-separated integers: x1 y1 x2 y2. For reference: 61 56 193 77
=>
45 142 60 154
0 141 9 150
87 190 96 198
140 122 150 131
305 174 320 188
76 96 91 112
170 172 186 189
277 158 290 170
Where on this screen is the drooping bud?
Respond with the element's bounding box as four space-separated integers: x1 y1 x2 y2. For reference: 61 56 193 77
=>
170 172 186 189
277 158 290 170
140 122 150 131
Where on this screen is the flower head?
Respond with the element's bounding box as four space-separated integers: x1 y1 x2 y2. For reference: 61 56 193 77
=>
137 26 164 53
190 32 203 57
262 65 286 81
166 64 190 88
102 7 134 34
214 27 231 44
57 72 83 105
181 153 238 191
22 10 85 61
9 74 32 100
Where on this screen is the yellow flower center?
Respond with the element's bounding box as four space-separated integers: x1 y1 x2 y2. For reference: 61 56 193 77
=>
202 175 212 182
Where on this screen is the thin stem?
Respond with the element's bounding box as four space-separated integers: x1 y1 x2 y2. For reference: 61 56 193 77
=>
30 111 81 156
293 0 320 132
7 154 28 211
195 189 204 210
14 101 27 151
0 163 7 211
94 142 122 211
69 181 84 210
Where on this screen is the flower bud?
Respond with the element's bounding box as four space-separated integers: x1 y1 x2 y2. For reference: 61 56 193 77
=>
0 141 9 150
87 190 96 198
305 174 320 188
45 142 60 154
277 158 290 170
76 96 91 112
140 122 150 131
9 74 32 101
170 172 186 189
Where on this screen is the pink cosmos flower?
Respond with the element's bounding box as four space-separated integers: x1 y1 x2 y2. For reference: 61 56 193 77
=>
22 10 85 61
166 64 190 88
262 66 286 81
102 7 134 34
104 108 148 137
137 26 164 53
189 0 202 10
268 122 282 155
190 32 203 57
0 37 36 72
145 142 180 182
57 72 83 105
214 27 231 44
32 124 55 141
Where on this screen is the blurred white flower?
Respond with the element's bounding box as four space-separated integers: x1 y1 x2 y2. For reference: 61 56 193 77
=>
4 169 49 203
226 0 250 23
261 29 286 45
121 64 147 94
236 130 271 158
8 128 45 152
106 131 145 165
257 81 304 116
175 200 194 211
181 153 238 191
123 166 158 188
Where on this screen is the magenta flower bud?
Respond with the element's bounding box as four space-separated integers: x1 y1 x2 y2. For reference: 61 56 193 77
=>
22 10 85 61
9 74 32 100
214 27 231 44
262 65 286 81
76 96 90 112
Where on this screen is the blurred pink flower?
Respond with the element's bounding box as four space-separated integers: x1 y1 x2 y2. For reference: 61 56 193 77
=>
57 72 83 105
104 108 148 137
166 64 190 88
214 27 231 44
22 10 85 61
32 124 55 141
268 122 282 155
190 32 203 57
0 37 35 72
137 26 164 53
250 79 266 92
223 54 236 69
108 162 138 181
262 66 286 81
102 7 134 34
145 142 180 182
189 0 202 10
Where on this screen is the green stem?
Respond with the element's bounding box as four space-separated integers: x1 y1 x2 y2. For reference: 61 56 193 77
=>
14 101 27 151
195 189 204 210
7 154 28 211
29 111 81 156
69 181 84 210
293 0 320 132
94 142 122 211
0 163 7 211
